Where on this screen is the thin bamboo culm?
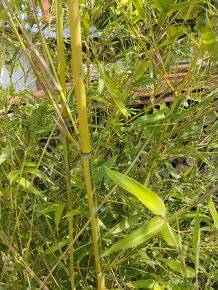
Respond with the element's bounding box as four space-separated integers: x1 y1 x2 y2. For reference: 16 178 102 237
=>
55 1 75 289
67 1 105 289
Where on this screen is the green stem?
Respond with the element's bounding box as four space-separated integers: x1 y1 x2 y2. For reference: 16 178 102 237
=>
67 1 105 288
56 1 75 289
169 184 218 223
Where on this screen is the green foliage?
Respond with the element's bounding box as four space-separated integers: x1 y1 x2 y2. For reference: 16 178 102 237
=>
104 167 166 216
0 0 218 289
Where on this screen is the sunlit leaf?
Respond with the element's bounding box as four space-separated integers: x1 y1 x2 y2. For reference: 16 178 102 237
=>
133 112 166 125
100 70 130 118
7 172 43 197
105 167 166 216
132 0 145 19
181 213 211 225
24 168 54 184
152 0 172 12
16 177 43 197
193 214 201 275
105 214 142 237
102 216 164 256
202 24 218 59
161 221 180 247
160 258 195 278
127 279 159 289
208 196 218 230
0 141 19 165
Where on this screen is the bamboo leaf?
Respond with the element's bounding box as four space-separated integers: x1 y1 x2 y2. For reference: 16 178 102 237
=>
152 0 172 12
0 99 7 110
193 215 201 275
132 0 146 19
102 216 164 256
170 1 195 11
18 177 42 197
104 167 166 216
105 214 142 237
208 196 218 230
160 258 195 278
133 112 166 125
17 177 43 197
64 209 82 218
202 24 218 59
55 203 65 232
100 70 130 118
127 279 159 289
7 172 43 197
24 168 54 184
0 141 19 165
45 239 68 254
161 221 180 247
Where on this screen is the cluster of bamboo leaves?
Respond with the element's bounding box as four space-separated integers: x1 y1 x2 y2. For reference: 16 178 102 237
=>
0 0 218 289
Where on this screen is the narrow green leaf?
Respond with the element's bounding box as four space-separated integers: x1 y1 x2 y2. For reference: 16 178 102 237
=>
102 216 164 256
160 258 195 278
133 112 166 125
45 239 68 254
132 0 146 19
134 61 151 81
7 170 20 182
158 12 168 27
202 24 218 59
100 70 130 118
181 213 211 225
161 221 180 247
95 156 116 181
153 0 172 12
193 215 201 275
7 172 43 197
165 161 181 179
55 203 65 232
127 279 158 289
24 168 54 184
0 141 19 165
105 214 142 237
105 167 166 216
208 196 218 230
0 99 7 110
16 177 43 197
170 1 195 11
64 209 82 218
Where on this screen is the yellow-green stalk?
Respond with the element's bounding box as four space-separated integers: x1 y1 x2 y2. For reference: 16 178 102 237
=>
56 1 75 289
67 1 105 289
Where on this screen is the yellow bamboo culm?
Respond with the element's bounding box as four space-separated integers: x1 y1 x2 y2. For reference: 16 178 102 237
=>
55 1 75 290
67 1 105 289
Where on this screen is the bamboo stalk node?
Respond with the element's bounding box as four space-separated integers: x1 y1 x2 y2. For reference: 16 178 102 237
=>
81 152 92 158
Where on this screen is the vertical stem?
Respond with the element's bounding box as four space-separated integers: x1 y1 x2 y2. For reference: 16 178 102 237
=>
67 1 105 289
56 0 66 95
56 2 75 289
63 138 75 290
67 0 90 153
